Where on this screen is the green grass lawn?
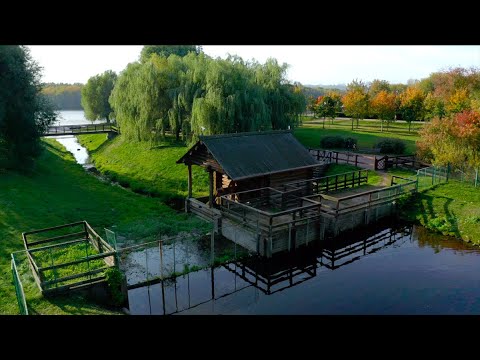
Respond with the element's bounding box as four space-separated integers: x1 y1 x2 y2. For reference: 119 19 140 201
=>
400 181 480 244
301 116 424 132
77 134 209 202
0 139 208 315
294 122 420 154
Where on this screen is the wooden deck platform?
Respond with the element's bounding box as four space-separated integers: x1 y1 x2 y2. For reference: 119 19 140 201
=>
186 170 417 257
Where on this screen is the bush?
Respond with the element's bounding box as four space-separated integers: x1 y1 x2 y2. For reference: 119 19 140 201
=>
320 136 358 150
105 267 126 306
374 138 406 154
344 137 358 150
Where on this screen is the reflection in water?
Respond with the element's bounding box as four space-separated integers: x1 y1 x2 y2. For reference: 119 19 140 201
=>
128 221 480 315
128 222 403 314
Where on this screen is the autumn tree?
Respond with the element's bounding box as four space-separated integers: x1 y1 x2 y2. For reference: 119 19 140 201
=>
342 80 369 130
81 70 117 123
418 110 480 171
446 88 471 114
370 90 396 132
399 86 426 131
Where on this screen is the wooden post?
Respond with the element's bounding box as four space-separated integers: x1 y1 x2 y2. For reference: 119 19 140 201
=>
336 152 339 164
355 155 358 167
187 164 192 198
208 169 214 208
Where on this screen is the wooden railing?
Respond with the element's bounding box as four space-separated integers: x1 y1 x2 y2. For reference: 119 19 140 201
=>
43 123 118 136
283 169 368 196
216 173 417 256
309 149 374 169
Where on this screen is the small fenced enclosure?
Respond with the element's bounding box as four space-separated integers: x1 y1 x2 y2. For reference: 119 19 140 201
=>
11 252 28 315
22 221 116 295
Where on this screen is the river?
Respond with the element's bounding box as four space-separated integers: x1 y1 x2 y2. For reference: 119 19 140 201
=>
53 111 480 315
53 110 103 167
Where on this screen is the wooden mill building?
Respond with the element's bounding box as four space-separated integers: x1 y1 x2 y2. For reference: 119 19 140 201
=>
177 130 322 207
177 130 417 257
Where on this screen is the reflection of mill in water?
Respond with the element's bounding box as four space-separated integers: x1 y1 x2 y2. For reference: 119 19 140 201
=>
127 223 413 315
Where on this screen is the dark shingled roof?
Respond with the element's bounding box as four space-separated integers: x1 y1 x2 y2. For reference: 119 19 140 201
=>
178 130 318 181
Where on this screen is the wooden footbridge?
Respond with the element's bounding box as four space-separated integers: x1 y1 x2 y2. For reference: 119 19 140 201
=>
43 123 119 137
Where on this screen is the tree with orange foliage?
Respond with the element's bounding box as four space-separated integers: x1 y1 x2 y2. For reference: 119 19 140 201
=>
370 90 396 132
342 80 369 130
417 110 480 171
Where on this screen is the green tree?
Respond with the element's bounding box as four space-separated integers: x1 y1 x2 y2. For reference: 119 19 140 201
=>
424 93 446 120
0 46 56 169
140 45 201 63
81 70 117 123
368 79 391 98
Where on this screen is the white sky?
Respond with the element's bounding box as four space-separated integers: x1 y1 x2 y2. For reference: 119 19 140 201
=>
28 45 480 85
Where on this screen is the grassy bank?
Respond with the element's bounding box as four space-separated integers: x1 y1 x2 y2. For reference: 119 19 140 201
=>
400 181 480 244
77 134 208 202
0 139 207 314
294 123 419 154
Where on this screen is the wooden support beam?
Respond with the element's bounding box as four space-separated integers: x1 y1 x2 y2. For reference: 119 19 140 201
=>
208 169 214 208
187 164 192 198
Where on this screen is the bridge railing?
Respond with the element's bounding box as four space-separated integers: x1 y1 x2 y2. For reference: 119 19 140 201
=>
44 123 118 136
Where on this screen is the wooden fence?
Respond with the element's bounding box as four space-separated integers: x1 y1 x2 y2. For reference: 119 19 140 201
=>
22 221 116 295
374 154 430 170
309 149 375 169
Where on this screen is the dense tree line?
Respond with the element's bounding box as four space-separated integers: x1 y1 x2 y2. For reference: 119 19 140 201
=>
41 83 83 110
108 49 305 143
0 46 56 169
306 67 480 132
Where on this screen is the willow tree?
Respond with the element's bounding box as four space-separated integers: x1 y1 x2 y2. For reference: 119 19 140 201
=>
109 59 171 141
140 45 201 63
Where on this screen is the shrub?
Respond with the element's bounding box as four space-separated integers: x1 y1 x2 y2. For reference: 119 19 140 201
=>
344 137 358 150
105 267 126 306
320 136 358 150
374 138 406 154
